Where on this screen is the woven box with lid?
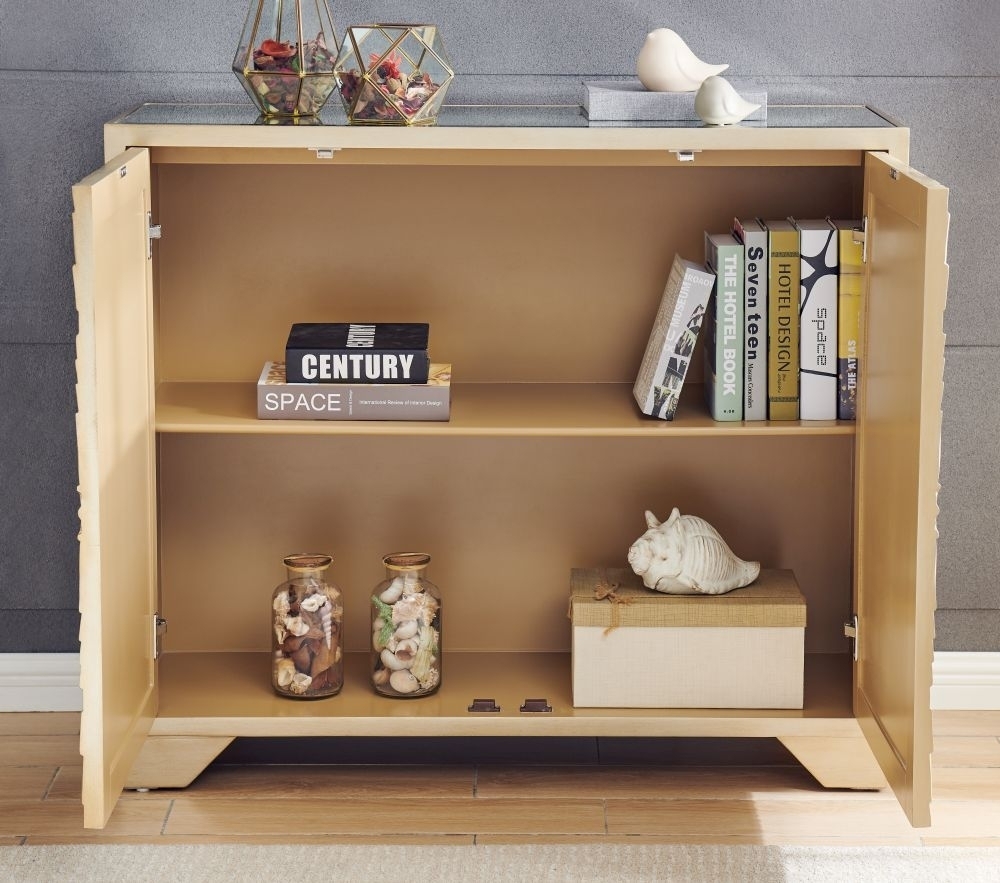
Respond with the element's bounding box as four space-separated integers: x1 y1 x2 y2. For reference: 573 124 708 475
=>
569 568 806 708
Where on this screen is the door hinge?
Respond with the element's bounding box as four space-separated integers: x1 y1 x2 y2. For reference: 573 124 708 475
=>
844 614 859 662
146 211 162 259
153 613 168 660
311 147 341 159
854 216 868 264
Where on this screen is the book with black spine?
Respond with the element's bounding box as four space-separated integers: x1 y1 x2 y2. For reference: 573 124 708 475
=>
284 322 430 384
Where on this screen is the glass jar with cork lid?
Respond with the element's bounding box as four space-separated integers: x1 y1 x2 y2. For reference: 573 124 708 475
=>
370 553 441 697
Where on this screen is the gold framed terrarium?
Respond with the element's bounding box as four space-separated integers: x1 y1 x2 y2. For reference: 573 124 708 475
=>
335 25 454 125
233 0 339 117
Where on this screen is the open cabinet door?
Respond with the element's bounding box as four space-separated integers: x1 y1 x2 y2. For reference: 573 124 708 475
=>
855 151 949 827
73 147 158 828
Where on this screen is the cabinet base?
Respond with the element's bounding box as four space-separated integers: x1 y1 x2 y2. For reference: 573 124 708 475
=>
778 735 888 790
125 735 235 790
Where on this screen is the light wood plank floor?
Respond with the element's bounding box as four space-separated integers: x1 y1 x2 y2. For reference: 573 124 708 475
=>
1 712 998 846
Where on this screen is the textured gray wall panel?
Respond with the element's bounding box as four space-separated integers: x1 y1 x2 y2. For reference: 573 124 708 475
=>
0 13 995 652
936 611 1000 652
0 71 245 344
3 1 999 77
0 344 79 609
0 610 79 652
937 348 1000 618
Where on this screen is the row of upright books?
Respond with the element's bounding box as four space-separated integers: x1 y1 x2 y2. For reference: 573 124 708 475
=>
635 218 864 423
257 322 451 421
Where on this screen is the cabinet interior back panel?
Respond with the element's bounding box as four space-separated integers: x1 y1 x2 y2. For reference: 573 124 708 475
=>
153 163 862 384
157 434 853 656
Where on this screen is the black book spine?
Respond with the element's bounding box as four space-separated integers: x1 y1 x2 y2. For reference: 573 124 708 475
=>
285 349 430 384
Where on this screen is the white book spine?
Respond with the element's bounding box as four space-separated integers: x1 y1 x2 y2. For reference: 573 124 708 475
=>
797 221 839 420
737 221 769 421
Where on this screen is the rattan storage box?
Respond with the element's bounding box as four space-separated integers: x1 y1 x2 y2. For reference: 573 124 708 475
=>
570 568 806 708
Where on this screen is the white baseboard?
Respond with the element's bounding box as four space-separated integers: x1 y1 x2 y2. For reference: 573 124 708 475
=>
932 652 1000 710
0 652 998 712
0 654 82 712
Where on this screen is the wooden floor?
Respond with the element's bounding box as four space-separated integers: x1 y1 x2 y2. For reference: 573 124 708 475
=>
1 711 999 846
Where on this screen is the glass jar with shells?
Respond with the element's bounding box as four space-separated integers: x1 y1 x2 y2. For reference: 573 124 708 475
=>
271 553 344 698
370 553 442 697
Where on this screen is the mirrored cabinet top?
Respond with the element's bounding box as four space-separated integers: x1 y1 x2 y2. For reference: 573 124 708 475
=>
112 102 900 130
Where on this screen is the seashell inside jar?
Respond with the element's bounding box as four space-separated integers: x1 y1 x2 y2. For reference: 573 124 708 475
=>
271 553 344 698
370 553 441 697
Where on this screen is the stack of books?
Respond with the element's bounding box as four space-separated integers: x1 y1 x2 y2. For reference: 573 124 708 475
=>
257 322 451 421
635 217 863 424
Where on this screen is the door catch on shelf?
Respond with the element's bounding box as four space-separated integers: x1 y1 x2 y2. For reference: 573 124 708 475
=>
468 698 501 712
519 698 552 713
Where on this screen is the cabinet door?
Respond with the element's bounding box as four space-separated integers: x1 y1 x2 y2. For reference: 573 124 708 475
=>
73 147 158 828
855 151 949 827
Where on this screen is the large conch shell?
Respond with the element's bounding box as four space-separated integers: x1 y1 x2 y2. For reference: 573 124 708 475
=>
627 508 760 595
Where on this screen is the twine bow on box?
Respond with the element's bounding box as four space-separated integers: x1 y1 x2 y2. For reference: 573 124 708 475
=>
593 578 634 635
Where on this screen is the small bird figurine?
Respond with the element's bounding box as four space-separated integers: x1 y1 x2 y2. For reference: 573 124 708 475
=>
636 28 728 92
694 76 761 125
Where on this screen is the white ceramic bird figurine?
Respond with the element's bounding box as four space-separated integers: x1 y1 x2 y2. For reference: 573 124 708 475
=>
636 28 728 92
694 76 761 125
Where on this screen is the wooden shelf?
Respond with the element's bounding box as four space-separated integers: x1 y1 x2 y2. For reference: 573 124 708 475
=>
151 651 857 738
156 381 856 438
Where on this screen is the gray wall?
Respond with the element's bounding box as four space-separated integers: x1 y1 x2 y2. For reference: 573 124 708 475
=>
1 2 997 652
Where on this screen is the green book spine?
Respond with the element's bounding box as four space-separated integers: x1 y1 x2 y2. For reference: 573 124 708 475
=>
703 233 744 421
765 221 800 420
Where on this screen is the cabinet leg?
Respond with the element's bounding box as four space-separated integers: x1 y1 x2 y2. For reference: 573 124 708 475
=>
124 736 235 790
778 736 888 790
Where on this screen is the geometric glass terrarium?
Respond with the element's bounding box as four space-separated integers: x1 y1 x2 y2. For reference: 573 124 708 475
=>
334 25 454 125
233 0 339 117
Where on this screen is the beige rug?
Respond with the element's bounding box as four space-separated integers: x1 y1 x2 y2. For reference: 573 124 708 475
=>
2 844 1000 882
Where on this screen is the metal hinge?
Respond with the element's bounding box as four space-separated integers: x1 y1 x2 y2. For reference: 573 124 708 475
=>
146 211 162 259
311 147 341 159
844 614 859 662
854 216 868 264
153 613 168 660
672 150 699 162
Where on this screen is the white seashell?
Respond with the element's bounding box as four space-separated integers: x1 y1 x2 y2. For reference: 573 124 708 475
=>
320 604 333 649
272 591 290 617
393 638 420 664
627 508 760 595
289 672 313 694
695 76 760 126
373 667 390 686
275 658 296 687
393 619 419 640
636 28 728 93
283 615 310 637
417 667 440 691
389 669 420 694
380 577 405 604
300 592 327 613
391 593 427 624
273 624 287 645
381 647 413 671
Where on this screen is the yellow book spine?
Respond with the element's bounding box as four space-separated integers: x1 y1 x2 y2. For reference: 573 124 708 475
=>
767 227 800 420
838 227 864 420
